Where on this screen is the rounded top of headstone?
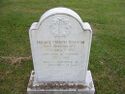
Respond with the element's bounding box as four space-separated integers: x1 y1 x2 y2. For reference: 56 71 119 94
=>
38 7 83 25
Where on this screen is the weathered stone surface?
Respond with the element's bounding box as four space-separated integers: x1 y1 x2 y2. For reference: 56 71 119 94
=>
29 7 92 83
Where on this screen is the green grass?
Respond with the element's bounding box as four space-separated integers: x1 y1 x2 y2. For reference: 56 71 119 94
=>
0 0 125 94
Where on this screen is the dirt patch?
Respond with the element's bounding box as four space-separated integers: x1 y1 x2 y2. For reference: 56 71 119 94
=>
0 56 32 64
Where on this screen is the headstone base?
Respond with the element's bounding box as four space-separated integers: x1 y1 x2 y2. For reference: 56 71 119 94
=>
27 70 95 94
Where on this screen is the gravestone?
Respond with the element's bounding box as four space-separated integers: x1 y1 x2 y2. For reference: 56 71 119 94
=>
27 7 95 94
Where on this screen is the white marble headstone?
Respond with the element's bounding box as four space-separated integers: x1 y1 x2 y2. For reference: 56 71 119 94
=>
29 7 92 83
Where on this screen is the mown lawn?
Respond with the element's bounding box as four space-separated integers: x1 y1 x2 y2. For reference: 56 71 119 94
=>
0 0 125 94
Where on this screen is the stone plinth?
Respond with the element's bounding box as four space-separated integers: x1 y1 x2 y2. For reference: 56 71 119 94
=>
27 70 95 94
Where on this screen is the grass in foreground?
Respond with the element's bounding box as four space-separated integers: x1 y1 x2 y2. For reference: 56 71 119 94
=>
0 0 125 94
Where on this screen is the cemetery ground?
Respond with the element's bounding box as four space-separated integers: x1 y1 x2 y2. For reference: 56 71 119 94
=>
0 0 125 94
